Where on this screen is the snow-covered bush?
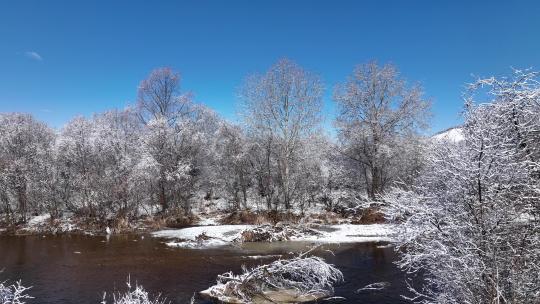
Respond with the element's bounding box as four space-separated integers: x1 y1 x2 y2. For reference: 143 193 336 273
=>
102 278 167 304
202 256 343 303
0 279 32 304
385 70 540 303
235 224 321 243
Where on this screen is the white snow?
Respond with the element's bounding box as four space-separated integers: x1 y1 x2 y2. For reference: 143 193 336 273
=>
152 224 395 248
433 127 464 143
27 213 51 226
152 225 254 248
19 213 77 233
242 255 283 260
59 220 75 232
298 224 394 243
197 215 221 226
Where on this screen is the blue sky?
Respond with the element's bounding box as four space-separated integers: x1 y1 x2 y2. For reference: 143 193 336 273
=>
1 1 539 134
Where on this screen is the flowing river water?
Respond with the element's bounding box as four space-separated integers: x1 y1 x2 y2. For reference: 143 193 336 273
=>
0 234 413 303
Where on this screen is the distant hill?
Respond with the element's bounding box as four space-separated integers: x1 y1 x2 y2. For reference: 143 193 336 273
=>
432 127 464 142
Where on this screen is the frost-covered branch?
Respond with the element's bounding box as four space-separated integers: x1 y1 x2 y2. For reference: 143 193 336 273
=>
384 69 540 304
0 279 32 304
101 277 167 304
202 256 343 303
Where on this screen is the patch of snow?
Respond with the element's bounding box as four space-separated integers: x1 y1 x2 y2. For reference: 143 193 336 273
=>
153 224 395 248
298 224 395 243
513 212 535 224
197 215 221 226
242 255 283 260
59 219 75 232
432 127 464 143
27 213 51 226
137 205 160 216
153 225 254 248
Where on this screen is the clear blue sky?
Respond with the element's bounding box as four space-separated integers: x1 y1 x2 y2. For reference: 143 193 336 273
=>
1 1 539 134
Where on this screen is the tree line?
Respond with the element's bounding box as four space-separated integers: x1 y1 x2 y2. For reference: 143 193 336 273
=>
0 59 430 224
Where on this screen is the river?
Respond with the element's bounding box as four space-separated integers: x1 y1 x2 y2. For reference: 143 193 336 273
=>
0 234 412 303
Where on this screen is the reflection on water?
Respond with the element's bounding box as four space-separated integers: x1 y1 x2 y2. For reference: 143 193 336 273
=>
0 234 411 303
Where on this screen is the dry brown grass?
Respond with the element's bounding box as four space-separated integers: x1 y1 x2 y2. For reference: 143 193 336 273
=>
219 210 302 225
351 207 386 224
306 211 343 225
164 213 199 228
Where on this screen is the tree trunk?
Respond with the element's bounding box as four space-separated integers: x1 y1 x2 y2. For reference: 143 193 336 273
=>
371 166 382 200
17 182 28 223
283 158 291 210
159 181 168 211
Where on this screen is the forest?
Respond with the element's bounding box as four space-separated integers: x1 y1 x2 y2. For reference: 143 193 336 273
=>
1 59 539 303
0 59 430 226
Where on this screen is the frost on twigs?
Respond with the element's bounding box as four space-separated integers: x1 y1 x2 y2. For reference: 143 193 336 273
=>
201 255 344 303
101 277 167 304
0 279 32 304
384 69 540 303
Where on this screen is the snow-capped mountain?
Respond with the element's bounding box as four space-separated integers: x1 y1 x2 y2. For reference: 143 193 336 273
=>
432 127 464 142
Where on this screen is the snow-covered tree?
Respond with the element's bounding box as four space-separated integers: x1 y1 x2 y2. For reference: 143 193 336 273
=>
56 116 97 216
55 109 147 221
240 58 324 210
334 62 431 200
0 113 55 223
293 134 333 215
91 109 143 218
137 67 192 126
136 67 199 213
385 69 540 303
213 123 252 210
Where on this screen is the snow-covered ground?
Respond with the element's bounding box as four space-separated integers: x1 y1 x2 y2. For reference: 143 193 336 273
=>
153 225 254 247
300 224 394 243
196 215 221 226
27 213 51 226
11 213 77 234
152 224 395 248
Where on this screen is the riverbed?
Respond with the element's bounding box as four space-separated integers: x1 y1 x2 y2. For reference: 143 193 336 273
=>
0 234 412 303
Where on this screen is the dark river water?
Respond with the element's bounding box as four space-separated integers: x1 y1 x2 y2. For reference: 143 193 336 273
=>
0 234 413 304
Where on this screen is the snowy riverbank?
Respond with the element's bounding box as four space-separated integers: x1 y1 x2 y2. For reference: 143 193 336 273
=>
1 209 391 241
152 223 395 248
